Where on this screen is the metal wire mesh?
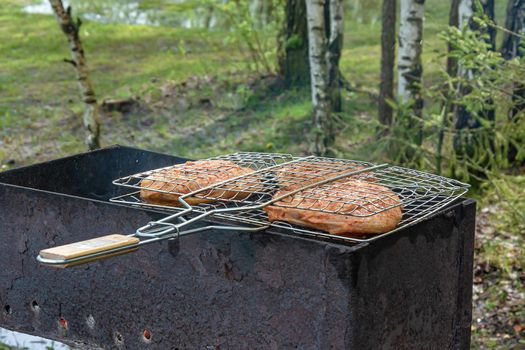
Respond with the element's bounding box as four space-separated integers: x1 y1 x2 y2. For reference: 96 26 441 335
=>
272 164 467 217
110 152 470 243
113 152 294 191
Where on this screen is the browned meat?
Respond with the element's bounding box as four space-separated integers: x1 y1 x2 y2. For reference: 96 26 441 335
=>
140 160 255 206
265 180 402 235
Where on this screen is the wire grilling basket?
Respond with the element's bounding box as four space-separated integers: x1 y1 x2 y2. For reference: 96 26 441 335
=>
37 152 470 267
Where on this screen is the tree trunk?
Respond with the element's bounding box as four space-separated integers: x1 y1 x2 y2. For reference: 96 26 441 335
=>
479 0 496 50
279 0 310 88
454 0 496 155
204 5 215 29
454 0 476 152
326 0 344 113
501 0 525 162
437 0 460 174
250 0 269 27
397 0 425 145
306 0 331 156
458 0 474 27
478 0 496 131
447 0 461 76
501 0 525 118
501 0 525 60
378 0 397 127
49 0 101 150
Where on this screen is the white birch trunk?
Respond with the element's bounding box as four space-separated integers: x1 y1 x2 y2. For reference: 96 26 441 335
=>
458 0 474 28
250 0 262 24
456 0 475 109
306 0 330 155
457 0 474 82
261 0 270 26
453 0 476 152
49 0 101 150
397 0 425 115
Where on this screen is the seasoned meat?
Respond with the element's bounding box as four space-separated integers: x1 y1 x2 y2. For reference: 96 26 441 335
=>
265 180 402 235
140 160 255 206
275 161 377 191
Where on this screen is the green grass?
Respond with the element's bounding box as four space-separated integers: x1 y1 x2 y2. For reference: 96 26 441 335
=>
480 175 525 273
0 0 241 104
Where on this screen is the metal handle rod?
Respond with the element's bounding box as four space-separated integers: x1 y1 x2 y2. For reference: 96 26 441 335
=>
262 163 390 206
179 163 390 211
36 221 269 267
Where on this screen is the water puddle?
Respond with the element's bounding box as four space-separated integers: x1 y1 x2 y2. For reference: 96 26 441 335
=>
22 0 216 28
23 0 381 29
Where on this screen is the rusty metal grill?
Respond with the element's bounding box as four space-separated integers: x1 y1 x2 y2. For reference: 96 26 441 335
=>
110 152 469 243
2 146 476 348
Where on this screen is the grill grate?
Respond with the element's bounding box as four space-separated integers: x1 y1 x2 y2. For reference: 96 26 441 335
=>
110 152 469 244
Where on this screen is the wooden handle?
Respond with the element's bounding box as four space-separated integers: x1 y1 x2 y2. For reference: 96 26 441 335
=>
38 234 140 268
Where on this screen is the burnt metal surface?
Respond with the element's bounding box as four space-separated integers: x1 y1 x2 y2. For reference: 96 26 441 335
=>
0 145 186 201
0 146 475 349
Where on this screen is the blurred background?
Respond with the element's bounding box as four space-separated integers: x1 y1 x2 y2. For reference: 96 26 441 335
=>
0 0 523 348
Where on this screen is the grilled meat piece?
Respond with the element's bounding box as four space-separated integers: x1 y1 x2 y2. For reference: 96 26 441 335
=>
265 180 402 235
140 160 255 206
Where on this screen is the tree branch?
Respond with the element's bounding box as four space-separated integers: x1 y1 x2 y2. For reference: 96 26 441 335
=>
63 58 77 67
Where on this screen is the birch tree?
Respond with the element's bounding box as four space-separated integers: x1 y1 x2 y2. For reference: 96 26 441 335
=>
502 0 525 118
378 0 397 127
454 0 476 150
458 0 474 27
250 0 272 27
501 0 525 60
397 0 425 122
437 0 460 172
501 0 525 161
480 0 496 50
454 0 496 155
305 0 344 155
49 0 101 150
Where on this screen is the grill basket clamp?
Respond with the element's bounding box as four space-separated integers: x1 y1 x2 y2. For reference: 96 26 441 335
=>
36 152 469 268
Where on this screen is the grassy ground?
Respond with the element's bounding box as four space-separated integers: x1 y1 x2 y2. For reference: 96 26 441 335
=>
472 176 525 348
0 0 523 349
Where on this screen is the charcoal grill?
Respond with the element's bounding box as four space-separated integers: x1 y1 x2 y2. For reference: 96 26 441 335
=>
0 146 476 349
